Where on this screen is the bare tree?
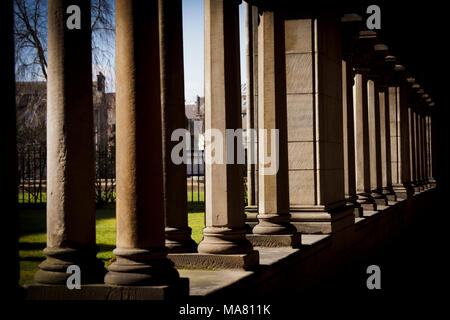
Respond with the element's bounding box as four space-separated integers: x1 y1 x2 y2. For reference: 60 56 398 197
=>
14 0 47 80
14 0 115 81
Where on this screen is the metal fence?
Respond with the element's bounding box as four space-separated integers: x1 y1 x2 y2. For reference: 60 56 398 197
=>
17 145 206 207
17 147 46 205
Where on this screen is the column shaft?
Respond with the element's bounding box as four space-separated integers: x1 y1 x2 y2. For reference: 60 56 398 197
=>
252 5 259 207
105 0 179 285
391 74 413 199
415 111 424 188
3 0 20 293
408 108 419 191
252 9 296 236
420 113 429 187
354 71 377 210
35 0 104 284
367 79 387 205
342 59 362 216
285 15 353 233
378 86 396 201
245 2 257 209
427 115 435 185
198 0 256 256
159 0 197 253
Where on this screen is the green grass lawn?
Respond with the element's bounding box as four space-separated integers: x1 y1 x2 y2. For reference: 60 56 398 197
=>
18 191 205 204
19 205 205 286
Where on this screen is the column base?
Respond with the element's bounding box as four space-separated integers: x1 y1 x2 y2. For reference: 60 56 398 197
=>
252 213 297 235
411 182 422 193
165 227 198 253
104 247 180 286
422 180 431 190
381 187 397 202
429 178 437 188
392 183 414 200
245 233 301 248
345 195 363 218
25 278 189 300
289 202 354 234
34 247 105 285
370 190 388 206
197 226 255 255
356 192 377 211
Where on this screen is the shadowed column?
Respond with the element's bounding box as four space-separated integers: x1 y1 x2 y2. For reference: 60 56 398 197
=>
427 110 436 186
415 111 424 190
342 60 362 217
104 0 180 285
159 0 197 253
34 0 105 284
252 6 260 208
3 0 20 295
391 65 413 200
341 14 363 218
420 109 429 188
197 0 258 265
407 100 419 192
353 70 377 211
378 84 397 201
249 8 299 247
245 2 257 211
367 79 388 205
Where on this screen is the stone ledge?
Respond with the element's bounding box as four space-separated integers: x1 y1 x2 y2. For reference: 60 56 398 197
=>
25 277 189 300
168 250 259 271
290 205 354 234
246 233 302 248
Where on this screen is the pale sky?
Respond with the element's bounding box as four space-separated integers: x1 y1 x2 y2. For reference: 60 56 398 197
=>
182 0 247 102
91 0 248 100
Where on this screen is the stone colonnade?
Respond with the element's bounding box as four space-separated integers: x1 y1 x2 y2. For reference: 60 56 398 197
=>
5 0 437 292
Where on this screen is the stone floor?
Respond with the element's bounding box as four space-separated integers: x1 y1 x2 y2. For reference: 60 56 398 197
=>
179 235 330 296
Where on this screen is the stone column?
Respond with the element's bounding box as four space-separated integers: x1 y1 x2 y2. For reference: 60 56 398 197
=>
252 5 260 209
420 107 429 188
390 65 413 199
367 78 388 205
245 2 257 210
415 110 424 190
342 60 362 217
353 70 377 210
35 0 104 284
197 0 258 267
285 15 353 233
159 0 197 253
105 0 180 285
378 84 396 201
421 113 428 189
247 8 299 247
3 0 20 294
408 105 419 192
427 111 436 186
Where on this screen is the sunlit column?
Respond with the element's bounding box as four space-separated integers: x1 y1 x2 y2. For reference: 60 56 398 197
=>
285 15 353 233
197 0 258 265
35 0 105 284
250 8 299 247
105 0 180 285
159 0 197 253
